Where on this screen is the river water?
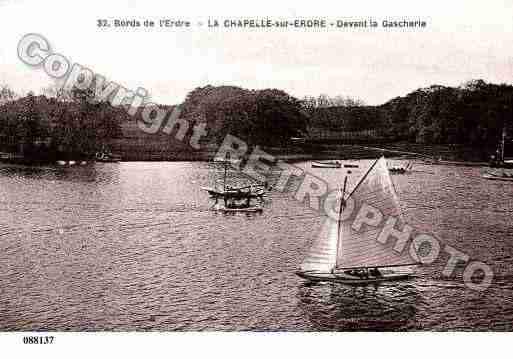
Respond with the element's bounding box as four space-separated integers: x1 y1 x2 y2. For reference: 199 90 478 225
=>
0 160 512 331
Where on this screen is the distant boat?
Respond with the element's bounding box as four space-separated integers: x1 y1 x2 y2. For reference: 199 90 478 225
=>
388 162 413 174
482 171 513 182
203 156 265 213
201 185 265 199
209 187 264 213
312 160 341 168
213 202 263 213
212 157 241 165
55 159 90 166
389 167 407 174
489 124 513 168
56 160 79 166
95 151 121 163
296 157 420 284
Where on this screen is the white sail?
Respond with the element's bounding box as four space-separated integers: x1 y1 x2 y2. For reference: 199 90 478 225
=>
335 157 415 269
300 218 339 272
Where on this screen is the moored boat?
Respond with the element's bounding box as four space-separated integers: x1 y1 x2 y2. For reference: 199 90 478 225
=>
214 203 263 213
312 160 341 168
388 161 413 174
489 124 513 168
482 172 513 182
204 155 266 213
95 151 122 163
201 186 265 199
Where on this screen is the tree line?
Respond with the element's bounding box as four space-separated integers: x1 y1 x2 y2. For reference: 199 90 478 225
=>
303 80 513 150
379 80 513 146
0 79 511 161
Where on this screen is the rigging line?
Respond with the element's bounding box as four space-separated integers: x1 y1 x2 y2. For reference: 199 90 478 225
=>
387 164 407 223
361 196 399 208
335 175 348 269
216 161 271 188
353 144 434 159
346 157 381 201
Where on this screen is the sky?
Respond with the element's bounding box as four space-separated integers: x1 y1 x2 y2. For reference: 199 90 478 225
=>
1 0 512 105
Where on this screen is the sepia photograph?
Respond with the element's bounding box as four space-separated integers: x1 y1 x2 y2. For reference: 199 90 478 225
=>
0 0 512 355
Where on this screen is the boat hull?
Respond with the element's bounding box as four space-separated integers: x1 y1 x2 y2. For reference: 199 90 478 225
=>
312 161 341 168
482 174 513 182
389 167 407 174
96 158 120 163
215 206 263 213
489 161 513 169
201 186 265 199
295 270 413 284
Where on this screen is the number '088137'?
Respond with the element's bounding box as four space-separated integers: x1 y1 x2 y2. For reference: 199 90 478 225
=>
22 336 54 344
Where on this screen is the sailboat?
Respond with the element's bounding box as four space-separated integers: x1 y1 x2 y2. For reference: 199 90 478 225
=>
296 157 420 284
490 124 513 168
202 156 265 212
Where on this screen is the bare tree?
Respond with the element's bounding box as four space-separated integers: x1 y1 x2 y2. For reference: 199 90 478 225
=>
331 95 366 107
41 83 73 102
0 84 18 104
302 94 366 109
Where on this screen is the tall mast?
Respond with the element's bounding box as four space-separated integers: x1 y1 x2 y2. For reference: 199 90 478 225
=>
501 124 506 163
223 158 228 192
337 176 348 232
333 175 348 270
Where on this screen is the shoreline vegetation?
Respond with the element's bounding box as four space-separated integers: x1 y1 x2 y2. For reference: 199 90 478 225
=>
0 79 511 164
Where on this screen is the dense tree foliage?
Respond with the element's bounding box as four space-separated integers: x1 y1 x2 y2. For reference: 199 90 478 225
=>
181 85 309 145
0 87 123 160
378 80 513 146
306 80 513 148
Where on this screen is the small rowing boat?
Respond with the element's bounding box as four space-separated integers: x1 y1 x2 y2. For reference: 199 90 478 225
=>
312 160 341 168
482 173 513 182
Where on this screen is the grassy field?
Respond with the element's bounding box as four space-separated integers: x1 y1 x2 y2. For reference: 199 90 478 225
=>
107 121 493 163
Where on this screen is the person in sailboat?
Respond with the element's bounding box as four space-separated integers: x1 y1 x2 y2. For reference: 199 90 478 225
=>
358 269 369 279
369 268 382 277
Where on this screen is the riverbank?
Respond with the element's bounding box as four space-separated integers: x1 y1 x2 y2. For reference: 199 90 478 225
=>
108 140 495 163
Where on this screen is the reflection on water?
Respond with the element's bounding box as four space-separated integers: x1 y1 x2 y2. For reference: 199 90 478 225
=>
297 281 420 331
0 160 512 331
